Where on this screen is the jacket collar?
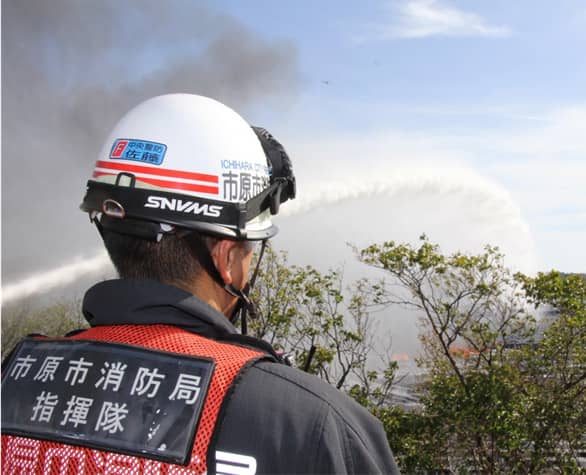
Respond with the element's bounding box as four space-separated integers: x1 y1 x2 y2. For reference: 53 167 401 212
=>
82 278 238 339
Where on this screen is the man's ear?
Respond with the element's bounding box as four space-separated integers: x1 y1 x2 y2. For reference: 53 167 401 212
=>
210 239 237 286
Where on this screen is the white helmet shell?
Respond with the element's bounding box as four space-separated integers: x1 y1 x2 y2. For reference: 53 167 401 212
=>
85 94 279 239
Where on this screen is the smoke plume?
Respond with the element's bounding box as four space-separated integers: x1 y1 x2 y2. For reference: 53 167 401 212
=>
2 0 301 283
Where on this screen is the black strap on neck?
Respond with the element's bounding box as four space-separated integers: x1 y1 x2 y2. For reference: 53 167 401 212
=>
250 240 267 289
182 233 267 335
227 283 256 335
236 239 267 334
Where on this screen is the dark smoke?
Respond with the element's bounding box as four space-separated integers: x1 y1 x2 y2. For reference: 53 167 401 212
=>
2 0 301 282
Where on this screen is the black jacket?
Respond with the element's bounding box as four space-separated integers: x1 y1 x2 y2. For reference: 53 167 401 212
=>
82 279 401 474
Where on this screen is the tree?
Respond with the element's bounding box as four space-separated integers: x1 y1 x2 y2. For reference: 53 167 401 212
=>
249 245 398 400
358 236 585 473
514 271 586 473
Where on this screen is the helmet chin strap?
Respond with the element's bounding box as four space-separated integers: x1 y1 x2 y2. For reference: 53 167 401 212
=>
224 283 255 334
183 232 267 335
225 239 267 334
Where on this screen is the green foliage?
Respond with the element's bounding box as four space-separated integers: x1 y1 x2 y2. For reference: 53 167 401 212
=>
358 237 586 473
512 271 586 473
250 245 397 397
2 299 87 358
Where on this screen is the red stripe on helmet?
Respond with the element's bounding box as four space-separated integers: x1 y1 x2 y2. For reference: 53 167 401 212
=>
92 172 220 195
95 160 219 184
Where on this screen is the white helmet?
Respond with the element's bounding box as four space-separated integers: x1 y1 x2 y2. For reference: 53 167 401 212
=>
81 94 295 240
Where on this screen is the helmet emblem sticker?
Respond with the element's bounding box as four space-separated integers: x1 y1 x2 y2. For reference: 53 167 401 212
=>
110 138 167 165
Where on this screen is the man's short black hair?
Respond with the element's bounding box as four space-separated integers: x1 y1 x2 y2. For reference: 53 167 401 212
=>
102 230 202 286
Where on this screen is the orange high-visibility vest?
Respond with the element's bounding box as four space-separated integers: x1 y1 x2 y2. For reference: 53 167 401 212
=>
2 325 265 474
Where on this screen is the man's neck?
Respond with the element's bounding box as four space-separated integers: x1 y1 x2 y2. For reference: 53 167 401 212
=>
172 275 234 318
